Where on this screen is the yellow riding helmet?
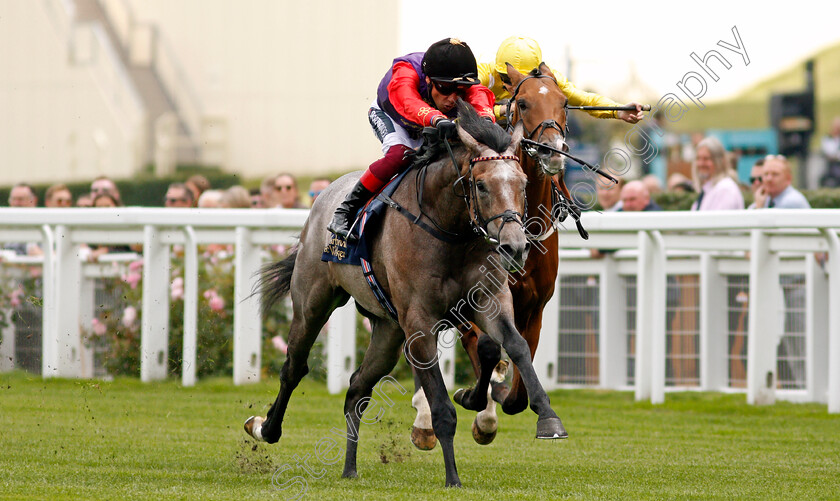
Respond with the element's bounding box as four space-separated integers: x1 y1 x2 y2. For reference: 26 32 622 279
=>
494 36 542 75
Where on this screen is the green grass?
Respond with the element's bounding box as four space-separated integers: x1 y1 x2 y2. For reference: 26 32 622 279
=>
1 371 838 500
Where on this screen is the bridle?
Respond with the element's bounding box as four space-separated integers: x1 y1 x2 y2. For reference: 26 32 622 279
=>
506 73 570 168
446 140 525 246
376 132 526 247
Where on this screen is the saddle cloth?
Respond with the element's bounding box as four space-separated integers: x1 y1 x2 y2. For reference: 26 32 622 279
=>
320 169 414 321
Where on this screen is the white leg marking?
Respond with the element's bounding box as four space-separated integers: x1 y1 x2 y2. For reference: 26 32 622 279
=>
412 389 433 429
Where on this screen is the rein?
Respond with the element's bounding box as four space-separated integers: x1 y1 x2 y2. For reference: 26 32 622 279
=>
377 134 524 246
505 72 593 241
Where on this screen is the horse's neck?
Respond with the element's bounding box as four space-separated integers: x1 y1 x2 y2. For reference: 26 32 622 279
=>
396 154 472 236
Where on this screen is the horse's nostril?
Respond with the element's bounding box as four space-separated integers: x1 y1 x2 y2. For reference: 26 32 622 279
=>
498 244 515 259
523 241 531 254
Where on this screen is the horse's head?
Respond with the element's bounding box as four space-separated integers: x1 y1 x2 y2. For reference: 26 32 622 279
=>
506 63 568 176
454 101 529 272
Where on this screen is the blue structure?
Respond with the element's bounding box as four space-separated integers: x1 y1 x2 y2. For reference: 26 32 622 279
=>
706 129 778 183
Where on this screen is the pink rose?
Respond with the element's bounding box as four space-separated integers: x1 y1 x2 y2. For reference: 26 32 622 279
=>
9 286 23 308
91 318 107 337
121 306 137 328
208 295 225 312
129 260 143 272
272 335 288 354
123 272 141 290
170 277 184 301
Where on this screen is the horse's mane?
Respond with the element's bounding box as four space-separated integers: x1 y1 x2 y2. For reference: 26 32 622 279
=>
411 99 510 168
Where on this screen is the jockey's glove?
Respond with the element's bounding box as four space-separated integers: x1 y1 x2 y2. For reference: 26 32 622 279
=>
433 117 457 139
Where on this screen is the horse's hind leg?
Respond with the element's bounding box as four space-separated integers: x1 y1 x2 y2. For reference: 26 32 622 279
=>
246 275 349 444
341 319 405 479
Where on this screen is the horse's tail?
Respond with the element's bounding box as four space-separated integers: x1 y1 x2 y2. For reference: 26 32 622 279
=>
258 249 298 315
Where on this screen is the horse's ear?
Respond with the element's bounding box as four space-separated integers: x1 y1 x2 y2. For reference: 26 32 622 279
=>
538 62 555 80
508 121 524 155
456 121 481 154
506 63 525 86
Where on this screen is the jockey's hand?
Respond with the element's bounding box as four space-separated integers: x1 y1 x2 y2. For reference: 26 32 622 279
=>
616 102 644 124
434 117 457 139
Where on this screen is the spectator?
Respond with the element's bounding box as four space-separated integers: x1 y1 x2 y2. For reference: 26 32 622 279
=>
753 155 810 209
619 180 662 212
76 194 94 207
8 183 37 208
596 177 625 212
308 177 331 206
91 176 123 205
249 188 265 208
746 158 765 209
221 185 251 208
260 175 278 208
198 190 224 208
690 136 744 211
819 117 840 187
274 173 306 208
641 174 663 196
667 173 695 193
752 154 810 388
88 193 131 260
186 175 211 206
590 180 659 259
44 184 73 208
164 183 194 208
4 184 42 256
93 193 121 208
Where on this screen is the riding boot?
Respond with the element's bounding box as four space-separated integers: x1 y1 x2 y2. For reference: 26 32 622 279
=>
327 180 375 242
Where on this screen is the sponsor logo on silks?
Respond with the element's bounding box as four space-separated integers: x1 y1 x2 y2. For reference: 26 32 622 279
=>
417 107 435 120
323 236 348 261
369 109 395 141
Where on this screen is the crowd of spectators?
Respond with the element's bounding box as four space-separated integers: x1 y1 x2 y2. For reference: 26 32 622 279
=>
2 172 334 258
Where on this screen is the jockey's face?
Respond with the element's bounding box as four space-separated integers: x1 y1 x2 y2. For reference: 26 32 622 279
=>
426 77 462 114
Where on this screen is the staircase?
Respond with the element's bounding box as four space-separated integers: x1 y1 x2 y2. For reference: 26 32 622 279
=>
46 0 213 174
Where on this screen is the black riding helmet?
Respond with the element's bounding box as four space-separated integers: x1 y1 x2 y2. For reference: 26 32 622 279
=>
422 38 479 85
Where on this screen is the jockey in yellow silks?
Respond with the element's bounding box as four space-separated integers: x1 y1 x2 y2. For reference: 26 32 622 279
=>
477 36 643 124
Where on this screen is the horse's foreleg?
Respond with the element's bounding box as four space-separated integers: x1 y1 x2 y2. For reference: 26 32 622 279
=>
478 308 566 440
405 325 461 487
502 312 542 415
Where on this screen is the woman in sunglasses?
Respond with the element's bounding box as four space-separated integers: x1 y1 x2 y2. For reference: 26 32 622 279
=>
328 37 496 240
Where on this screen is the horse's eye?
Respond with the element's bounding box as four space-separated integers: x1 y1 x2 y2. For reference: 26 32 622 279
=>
517 99 527 111
475 181 488 194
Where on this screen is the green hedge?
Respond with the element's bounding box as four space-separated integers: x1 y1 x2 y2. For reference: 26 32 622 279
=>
650 189 840 211
0 166 243 207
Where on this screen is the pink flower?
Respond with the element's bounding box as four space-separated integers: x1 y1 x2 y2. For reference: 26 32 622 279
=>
272 335 288 354
9 286 23 308
121 306 137 328
123 272 141 290
170 277 184 301
91 318 107 337
208 295 225 312
129 260 143 272
203 289 215 300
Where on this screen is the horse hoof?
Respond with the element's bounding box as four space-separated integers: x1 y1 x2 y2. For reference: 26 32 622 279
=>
536 417 568 440
453 388 468 407
244 416 265 441
341 470 358 479
411 426 437 451
471 418 497 445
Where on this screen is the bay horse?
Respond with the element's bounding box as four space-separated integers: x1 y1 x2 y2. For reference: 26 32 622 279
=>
411 63 578 448
243 101 567 487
